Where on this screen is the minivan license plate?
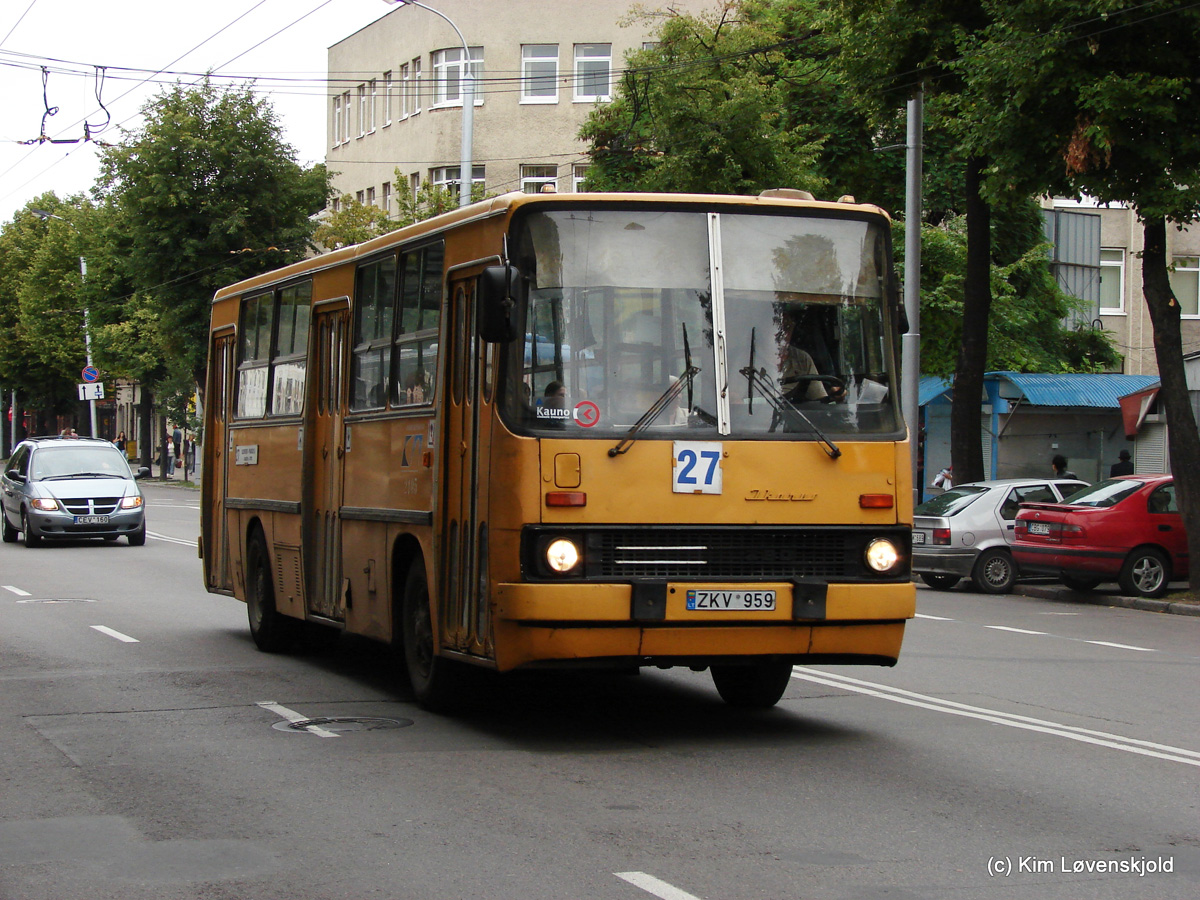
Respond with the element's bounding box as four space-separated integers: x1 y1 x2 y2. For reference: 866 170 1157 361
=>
686 589 775 611
74 515 109 525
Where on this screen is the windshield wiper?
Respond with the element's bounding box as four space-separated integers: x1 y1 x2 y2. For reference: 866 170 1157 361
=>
608 366 700 457
44 472 122 480
739 364 841 459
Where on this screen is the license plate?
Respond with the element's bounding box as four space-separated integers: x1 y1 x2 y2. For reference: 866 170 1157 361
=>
74 515 109 525
1029 521 1050 535
912 531 925 544
686 589 776 611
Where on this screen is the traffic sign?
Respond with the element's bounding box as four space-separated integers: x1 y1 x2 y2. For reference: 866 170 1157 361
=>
78 382 105 401
82 365 99 383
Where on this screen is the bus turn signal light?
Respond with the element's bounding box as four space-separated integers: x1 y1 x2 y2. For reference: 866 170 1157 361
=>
859 493 894 509
546 491 587 507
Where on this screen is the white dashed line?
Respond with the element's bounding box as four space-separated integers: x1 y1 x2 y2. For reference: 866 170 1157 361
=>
1085 640 1157 652
915 613 954 620
616 872 705 900
3 585 31 596
985 625 1048 635
90 625 138 643
257 701 341 738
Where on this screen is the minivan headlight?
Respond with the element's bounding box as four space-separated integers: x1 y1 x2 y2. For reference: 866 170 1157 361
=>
120 495 144 509
31 497 59 512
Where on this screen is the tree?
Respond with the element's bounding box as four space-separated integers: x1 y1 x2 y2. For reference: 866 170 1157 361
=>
951 0 1200 587
313 195 394 251
94 80 330 399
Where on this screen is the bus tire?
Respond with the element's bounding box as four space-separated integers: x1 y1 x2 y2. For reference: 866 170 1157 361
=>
920 573 959 591
710 660 794 709
246 529 295 652
402 560 463 711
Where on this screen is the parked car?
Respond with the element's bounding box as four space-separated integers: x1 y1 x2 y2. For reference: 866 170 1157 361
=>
1 436 149 547
1013 475 1185 598
914 478 1089 594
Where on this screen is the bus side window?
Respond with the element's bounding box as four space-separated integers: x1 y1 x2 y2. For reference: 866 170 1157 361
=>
352 256 396 410
393 242 443 407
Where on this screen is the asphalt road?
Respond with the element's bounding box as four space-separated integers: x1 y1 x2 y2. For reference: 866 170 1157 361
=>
1 482 1197 900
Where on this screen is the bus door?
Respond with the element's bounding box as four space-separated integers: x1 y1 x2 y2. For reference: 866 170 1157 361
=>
203 330 235 593
305 300 350 622
439 275 494 657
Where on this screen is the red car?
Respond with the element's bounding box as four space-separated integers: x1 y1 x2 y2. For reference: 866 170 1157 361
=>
1013 475 1186 598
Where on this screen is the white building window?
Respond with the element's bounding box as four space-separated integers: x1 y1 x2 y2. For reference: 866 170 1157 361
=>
367 79 378 133
432 46 483 107
1099 248 1125 314
522 44 558 103
431 165 485 202
366 186 376 207
1169 256 1200 317
382 182 392 216
383 71 393 126
573 164 588 192
521 165 558 194
332 96 342 146
357 84 367 137
574 44 611 101
341 91 352 142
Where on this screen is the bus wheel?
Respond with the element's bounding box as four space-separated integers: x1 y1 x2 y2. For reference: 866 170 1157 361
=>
402 561 462 711
246 530 295 652
710 660 794 709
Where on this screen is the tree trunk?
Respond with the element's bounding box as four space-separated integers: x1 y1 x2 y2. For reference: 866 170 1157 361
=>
1141 216 1200 590
950 156 992 484
139 386 155 471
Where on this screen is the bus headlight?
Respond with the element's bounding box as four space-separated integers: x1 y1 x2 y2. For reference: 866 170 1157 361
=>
865 538 901 574
546 538 581 573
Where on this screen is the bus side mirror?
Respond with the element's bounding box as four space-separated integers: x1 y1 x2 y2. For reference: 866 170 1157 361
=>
478 265 523 343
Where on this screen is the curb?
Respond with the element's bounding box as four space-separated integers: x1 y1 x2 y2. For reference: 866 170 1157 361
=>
1016 584 1200 617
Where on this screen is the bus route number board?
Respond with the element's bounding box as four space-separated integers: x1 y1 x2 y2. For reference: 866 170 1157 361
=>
686 589 776 611
673 441 722 494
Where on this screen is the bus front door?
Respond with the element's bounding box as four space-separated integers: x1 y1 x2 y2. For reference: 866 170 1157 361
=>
439 277 494 658
305 302 350 622
203 330 235 593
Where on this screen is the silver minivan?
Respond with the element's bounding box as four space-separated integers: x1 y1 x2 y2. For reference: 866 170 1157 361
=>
2 437 149 546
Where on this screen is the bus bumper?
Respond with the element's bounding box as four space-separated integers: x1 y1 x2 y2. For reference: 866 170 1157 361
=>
491 581 914 672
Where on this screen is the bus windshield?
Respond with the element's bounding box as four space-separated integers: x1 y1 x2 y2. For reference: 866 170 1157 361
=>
500 207 901 440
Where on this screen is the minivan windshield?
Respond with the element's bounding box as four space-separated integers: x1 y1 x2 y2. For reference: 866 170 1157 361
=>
499 206 902 441
32 447 133 481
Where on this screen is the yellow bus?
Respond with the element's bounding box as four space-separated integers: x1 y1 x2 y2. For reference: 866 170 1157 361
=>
201 189 915 710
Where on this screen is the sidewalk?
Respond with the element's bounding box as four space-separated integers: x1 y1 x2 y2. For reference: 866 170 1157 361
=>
1014 583 1200 617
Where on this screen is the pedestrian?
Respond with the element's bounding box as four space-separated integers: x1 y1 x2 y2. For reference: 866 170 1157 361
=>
1110 448 1134 477
113 430 127 454
1051 454 1077 479
931 465 953 490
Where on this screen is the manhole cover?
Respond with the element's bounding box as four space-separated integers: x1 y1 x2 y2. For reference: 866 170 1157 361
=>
271 716 413 734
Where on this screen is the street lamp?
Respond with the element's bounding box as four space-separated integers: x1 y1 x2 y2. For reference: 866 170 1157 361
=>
31 209 99 438
381 0 475 207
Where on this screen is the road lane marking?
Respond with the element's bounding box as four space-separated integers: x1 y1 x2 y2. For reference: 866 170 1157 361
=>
985 625 1048 635
1085 640 1156 652
915 613 954 620
90 625 139 643
17 598 96 604
147 531 198 547
257 701 341 738
3 585 31 596
616 872 704 900
792 668 1200 767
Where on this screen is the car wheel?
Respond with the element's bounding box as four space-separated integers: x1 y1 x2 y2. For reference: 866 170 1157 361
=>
1118 547 1170 598
710 660 794 709
21 509 41 548
1062 575 1101 593
246 529 295 652
1 512 17 543
401 559 466 711
920 573 960 591
971 548 1016 594
127 523 146 546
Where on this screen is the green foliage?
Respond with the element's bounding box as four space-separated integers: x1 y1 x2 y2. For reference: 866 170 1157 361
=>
313 195 394 250
94 79 330 399
393 177 489 227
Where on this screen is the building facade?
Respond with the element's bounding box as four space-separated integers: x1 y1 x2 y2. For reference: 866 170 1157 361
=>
1044 197 1200 377
326 0 709 215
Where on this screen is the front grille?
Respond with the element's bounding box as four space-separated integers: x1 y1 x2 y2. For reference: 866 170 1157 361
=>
59 497 122 516
524 526 909 582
